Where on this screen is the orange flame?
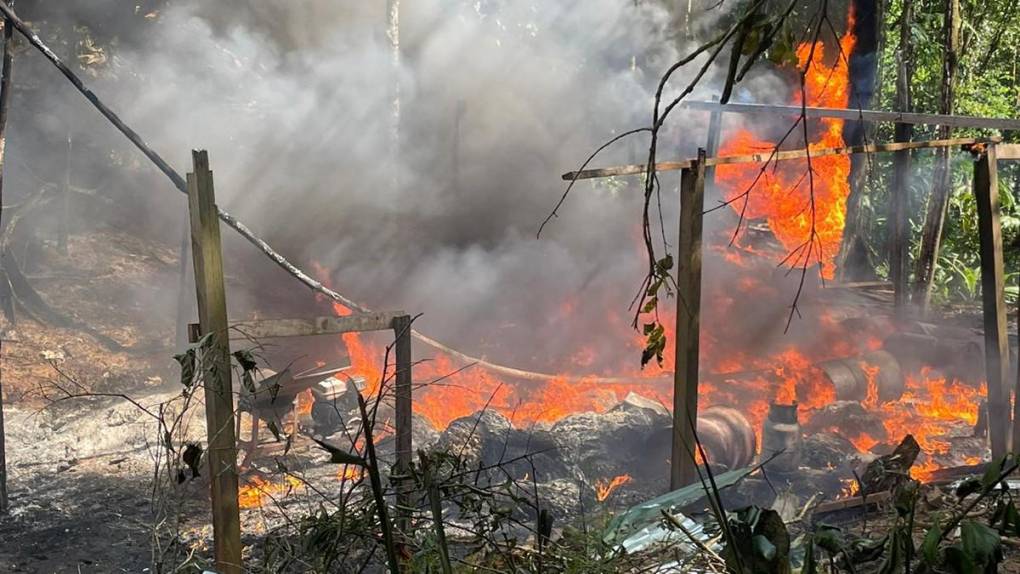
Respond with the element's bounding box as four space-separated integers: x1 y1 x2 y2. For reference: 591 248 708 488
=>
238 476 303 510
716 11 857 279
299 14 985 486
595 474 632 502
337 465 364 482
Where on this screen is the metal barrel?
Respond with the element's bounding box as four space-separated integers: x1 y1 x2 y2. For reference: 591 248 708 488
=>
817 350 904 403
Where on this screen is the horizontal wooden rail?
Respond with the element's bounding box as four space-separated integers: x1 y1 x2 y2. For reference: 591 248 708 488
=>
998 144 1020 161
189 311 406 341
681 100 1020 131
562 137 1000 181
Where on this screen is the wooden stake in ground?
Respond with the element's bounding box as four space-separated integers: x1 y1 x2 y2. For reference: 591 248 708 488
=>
703 96 722 195
671 149 706 490
973 144 1010 459
174 226 193 351
889 0 914 314
187 150 242 573
393 314 413 533
0 4 16 516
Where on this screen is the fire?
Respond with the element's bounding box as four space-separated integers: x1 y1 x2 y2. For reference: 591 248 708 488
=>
294 12 983 488
594 474 632 502
910 458 941 483
296 389 314 416
716 10 857 278
860 361 880 409
337 465 364 482
848 433 879 453
771 348 834 410
839 477 858 498
836 368 984 479
875 369 983 456
331 301 384 398
238 475 303 510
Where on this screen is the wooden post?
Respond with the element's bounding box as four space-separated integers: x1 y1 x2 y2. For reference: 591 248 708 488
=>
0 3 16 517
392 314 413 531
187 150 242 573
890 0 914 314
704 97 722 195
889 135 912 314
174 225 193 351
973 144 1010 458
913 0 962 312
671 149 706 490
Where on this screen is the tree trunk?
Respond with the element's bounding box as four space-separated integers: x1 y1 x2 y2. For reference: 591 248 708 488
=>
838 0 885 281
0 5 15 516
889 0 915 313
912 0 962 312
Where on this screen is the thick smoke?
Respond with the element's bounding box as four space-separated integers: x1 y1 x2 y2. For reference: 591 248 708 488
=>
11 0 817 376
57 0 689 372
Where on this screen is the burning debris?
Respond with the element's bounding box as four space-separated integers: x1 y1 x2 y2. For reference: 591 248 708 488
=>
2 0 1018 571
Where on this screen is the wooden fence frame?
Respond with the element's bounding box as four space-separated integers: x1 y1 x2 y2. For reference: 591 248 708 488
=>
186 151 414 570
567 139 1017 487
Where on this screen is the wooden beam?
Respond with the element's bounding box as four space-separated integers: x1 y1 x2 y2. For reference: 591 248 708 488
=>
680 100 1020 131
562 137 999 181
998 144 1020 161
188 151 242 574
215 312 405 340
393 314 413 533
671 149 706 490
973 145 1010 459
703 96 722 194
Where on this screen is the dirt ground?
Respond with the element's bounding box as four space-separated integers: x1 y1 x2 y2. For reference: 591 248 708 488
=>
1 229 187 573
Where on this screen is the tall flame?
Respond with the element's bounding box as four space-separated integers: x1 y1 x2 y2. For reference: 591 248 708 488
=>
716 11 857 278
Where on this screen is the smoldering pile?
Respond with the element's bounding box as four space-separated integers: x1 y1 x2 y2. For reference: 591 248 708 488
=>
279 315 986 522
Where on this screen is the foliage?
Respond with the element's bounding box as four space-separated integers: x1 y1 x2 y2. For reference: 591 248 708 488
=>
858 0 1020 303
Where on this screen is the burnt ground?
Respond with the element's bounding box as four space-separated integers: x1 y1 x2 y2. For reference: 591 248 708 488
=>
0 227 367 572
1 228 188 573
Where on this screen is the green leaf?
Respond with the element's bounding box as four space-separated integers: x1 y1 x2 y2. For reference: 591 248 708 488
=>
1004 502 1020 538
981 455 1007 488
645 277 664 297
173 348 197 389
944 546 975 574
813 525 844 555
878 529 903 574
802 538 817 574
921 523 942 566
233 349 259 394
642 296 658 314
960 520 1002 571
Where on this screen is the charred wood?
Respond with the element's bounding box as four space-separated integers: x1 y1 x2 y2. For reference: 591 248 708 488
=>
859 434 920 495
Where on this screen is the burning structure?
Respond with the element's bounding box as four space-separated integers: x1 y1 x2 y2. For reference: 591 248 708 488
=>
2 0 1020 571
284 3 994 502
